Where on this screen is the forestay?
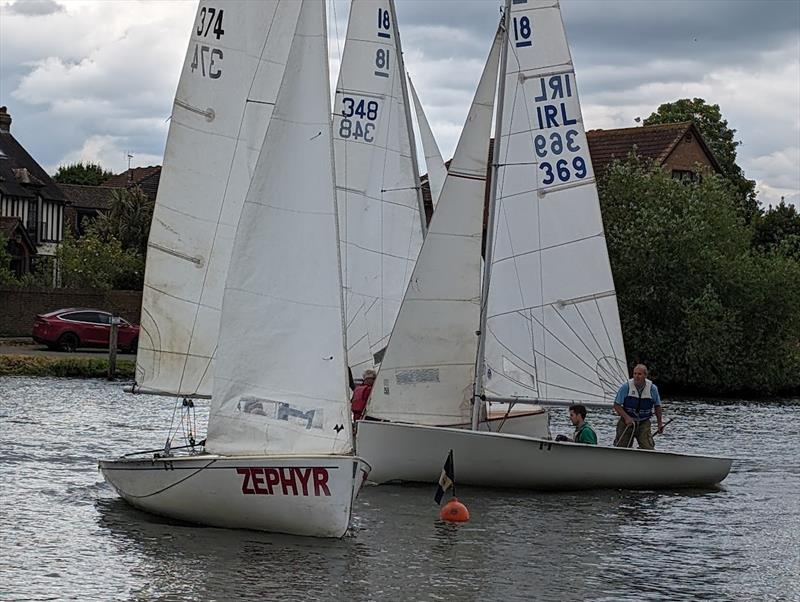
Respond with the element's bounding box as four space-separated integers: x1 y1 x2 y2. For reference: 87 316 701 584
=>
482 0 627 405
367 27 502 425
409 77 447 210
135 0 300 398
206 0 352 456
333 0 425 374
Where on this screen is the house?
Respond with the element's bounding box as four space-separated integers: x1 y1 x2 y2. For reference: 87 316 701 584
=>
420 122 722 225
0 216 36 277
104 165 161 201
0 107 69 277
60 184 117 237
586 121 722 180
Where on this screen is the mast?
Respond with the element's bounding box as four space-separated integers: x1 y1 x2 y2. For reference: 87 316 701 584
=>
471 1 510 431
389 0 427 235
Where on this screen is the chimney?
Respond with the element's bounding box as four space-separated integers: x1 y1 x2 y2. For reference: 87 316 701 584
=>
0 107 11 134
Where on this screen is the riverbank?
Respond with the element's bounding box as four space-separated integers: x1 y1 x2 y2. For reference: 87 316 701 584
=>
0 354 134 378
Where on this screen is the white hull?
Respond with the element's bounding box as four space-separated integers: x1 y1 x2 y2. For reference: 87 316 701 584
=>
99 454 370 538
356 421 731 490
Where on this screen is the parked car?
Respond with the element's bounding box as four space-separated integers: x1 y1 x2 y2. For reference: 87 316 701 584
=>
32 308 140 353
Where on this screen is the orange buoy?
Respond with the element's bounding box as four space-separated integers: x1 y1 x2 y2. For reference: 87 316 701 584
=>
440 498 470 522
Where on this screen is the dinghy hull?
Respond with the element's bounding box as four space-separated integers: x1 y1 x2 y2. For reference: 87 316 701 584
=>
356 421 731 490
99 454 370 538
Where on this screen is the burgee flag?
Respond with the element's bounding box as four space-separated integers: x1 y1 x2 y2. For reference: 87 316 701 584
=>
434 449 455 504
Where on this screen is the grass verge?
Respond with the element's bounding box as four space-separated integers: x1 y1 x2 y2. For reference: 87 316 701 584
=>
0 355 135 378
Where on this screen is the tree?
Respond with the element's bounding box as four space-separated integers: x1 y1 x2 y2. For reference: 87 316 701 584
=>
644 98 759 222
89 187 154 256
52 162 114 186
57 231 144 290
752 200 800 261
599 157 800 394
0 234 15 285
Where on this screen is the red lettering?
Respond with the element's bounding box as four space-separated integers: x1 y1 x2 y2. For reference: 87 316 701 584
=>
250 468 267 494
237 468 254 494
294 468 312 496
280 468 298 495
313 467 331 496
264 468 280 494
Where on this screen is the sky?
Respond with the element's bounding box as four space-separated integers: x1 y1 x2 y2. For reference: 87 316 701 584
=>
0 0 798 208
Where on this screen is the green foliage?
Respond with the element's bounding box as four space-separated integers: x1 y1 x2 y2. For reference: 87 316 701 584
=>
0 233 15 285
644 98 759 222
0 355 135 378
89 188 154 257
57 231 144 290
752 201 800 260
599 157 800 395
52 162 114 186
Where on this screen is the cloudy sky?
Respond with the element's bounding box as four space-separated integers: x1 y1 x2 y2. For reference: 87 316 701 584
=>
1 0 798 207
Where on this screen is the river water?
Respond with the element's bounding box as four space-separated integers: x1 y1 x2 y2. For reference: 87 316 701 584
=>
0 377 797 601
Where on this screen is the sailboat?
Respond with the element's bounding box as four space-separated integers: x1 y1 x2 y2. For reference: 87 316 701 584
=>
333 0 427 375
100 0 369 538
408 76 447 211
356 0 732 489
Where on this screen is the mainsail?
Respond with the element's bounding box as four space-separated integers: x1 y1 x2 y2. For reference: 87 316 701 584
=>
481 0 627 405
333 0 426 374
135 1 300 398
367 26 503 425
409 76 447 210
206 0 351 456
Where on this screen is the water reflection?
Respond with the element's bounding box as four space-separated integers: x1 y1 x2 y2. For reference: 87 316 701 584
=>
1 378 798 602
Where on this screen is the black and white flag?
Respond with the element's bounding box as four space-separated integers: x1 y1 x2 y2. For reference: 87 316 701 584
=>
434 449 455 505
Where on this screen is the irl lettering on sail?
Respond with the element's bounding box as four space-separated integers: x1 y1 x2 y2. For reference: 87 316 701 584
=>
533 74 578 130
236 467 332 496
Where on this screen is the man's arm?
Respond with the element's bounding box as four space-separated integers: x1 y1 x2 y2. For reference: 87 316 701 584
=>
652 384 664 433
614 402 633 425
655 405 664 433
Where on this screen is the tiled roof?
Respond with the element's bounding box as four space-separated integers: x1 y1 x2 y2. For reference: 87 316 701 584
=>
0 132 66 202
586 121 721 173
104 166 161 201
58 183 117 210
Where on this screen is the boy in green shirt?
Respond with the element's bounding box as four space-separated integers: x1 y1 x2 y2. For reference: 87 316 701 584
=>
568 404 597 445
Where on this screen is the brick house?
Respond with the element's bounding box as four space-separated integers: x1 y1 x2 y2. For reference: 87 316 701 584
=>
0 107 69 278
104 166 161 202
420 121 722 224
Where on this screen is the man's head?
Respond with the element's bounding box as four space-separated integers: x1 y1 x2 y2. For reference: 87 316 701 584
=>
362 369 376 384
568 404 587 426
632 364 648 388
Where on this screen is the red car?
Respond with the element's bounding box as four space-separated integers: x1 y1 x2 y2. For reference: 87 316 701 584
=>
32 308 140 353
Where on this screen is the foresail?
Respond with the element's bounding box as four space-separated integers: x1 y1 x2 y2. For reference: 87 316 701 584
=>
366 26 502 425
206 0 352 456
333 0 425 375
409 76 447 210
135 0 300 398
483 0 627 405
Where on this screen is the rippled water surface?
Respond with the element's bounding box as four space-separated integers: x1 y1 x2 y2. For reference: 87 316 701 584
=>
0 377 798 601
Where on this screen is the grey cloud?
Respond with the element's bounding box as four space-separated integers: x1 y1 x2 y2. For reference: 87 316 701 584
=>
7 0 65 17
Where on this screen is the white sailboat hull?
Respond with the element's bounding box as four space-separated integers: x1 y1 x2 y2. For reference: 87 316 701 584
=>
356 421 731 490
99 454 370 538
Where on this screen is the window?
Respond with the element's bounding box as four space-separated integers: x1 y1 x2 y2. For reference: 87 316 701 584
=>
671 169 701 183
61 312 100 324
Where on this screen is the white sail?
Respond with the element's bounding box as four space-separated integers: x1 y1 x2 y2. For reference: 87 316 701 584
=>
482 0 627 405
206 0 352 456
409 76 447 210
366 26 502 425
333 0 425 374
135 0 301 398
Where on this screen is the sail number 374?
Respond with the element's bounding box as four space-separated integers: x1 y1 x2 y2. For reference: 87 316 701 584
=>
190 6 225 79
